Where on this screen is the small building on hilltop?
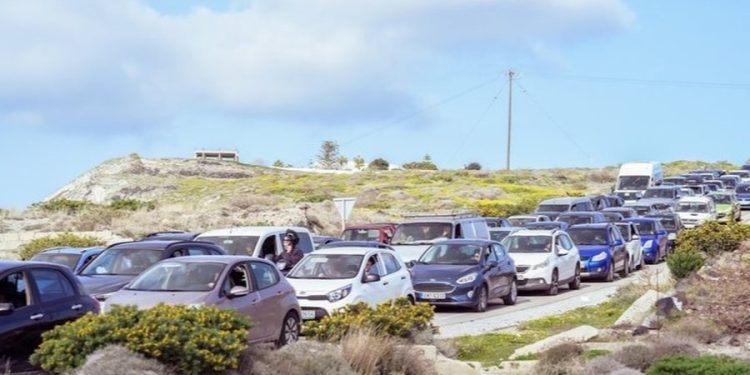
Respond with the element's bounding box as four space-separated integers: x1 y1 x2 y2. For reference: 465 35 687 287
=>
194 149 239 162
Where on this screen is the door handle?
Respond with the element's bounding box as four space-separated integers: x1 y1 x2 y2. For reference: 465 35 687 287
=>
276 290 283 295
383 281 389 285
71 304 83 311
30 313 44 321
400 276 406 280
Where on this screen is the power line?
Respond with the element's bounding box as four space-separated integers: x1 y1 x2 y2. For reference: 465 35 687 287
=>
449 85 505 165
524 72 750 90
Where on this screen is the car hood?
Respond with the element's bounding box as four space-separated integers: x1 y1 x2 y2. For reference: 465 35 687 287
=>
411 264 480 283
286 277 354 296
638 198 674 207
391 245 432 263
577 245 611 257
508 252 550 267
105 290 208 311
78 275 135 295
736 193 750 199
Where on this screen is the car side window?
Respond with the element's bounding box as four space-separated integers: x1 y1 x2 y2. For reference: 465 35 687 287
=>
222 264 252 295
364 255 384 277
250 262 279 290
489 245 501 261
0 272 30 309
260 236 277 260
382 253 401 275
296 232 314 254
560 234 574 250
30 269 75 303
455 224 463 239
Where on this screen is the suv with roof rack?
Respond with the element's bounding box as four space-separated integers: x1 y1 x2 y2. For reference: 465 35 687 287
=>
390 213 489 262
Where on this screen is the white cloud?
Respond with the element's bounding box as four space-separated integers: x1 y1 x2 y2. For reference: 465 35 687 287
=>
0 0 634 132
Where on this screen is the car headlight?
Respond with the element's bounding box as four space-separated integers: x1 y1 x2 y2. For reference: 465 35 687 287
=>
531 259 550 270
643 240 653 249
717 212 726 218
668 233 677 241
327 284 353 302
457 273 478 284
591 252 608 262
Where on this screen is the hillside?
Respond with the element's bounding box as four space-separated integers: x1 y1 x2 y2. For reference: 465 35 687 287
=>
0 154 737 241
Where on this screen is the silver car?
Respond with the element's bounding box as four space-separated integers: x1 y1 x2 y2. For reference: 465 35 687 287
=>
105 256 301 346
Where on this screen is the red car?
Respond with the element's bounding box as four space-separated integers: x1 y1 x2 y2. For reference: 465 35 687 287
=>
341 223 398 244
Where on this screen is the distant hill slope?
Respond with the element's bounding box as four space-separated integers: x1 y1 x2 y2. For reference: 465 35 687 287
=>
2 155 736 238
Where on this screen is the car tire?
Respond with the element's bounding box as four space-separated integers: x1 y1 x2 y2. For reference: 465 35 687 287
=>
276 311 300 347
619 258 629 278
502 279 518 305
568 266 581 290
547 270 559 296
407 294 416 305
604 263 614 282
474 285 488 312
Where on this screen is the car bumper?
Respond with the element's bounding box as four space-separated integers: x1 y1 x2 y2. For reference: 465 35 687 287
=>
414 284 479 306
517 277 551 291
642 246 659 262
581 260 610 278
297 298 350 321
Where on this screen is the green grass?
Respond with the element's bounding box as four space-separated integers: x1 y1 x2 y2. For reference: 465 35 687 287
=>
583 349 611 360
455 285 643 366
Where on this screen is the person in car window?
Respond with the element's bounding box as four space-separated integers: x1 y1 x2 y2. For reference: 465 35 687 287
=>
365 256 381 276
275 230 304 271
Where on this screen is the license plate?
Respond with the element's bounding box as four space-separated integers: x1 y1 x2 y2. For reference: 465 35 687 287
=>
516 274 525 280
301 310 316 320
419 292 446 299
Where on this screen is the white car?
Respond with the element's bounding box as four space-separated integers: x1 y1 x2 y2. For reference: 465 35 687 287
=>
675 196 717 228
507 215 550 227
614 222 644 271
196 226 315 258
502 230 581 295
285 247 415 321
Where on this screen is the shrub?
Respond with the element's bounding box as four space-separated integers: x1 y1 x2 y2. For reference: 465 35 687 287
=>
243 341 356 375
674 221 750 255
473 198 541 218
31 199 89 213
108 198 156 211
664 316 722 344
646 355 750 375
584 356 625 375
31 304 251 375
667 249 704 279
465 162 482 171
368 158 389 170
304 298 435 342
538 342 584 366
613 345 656 372
648 336 700 360
19 232 105 260
339 329 434 375
75 345 174 375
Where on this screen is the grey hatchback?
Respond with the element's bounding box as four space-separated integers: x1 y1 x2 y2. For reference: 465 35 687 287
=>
104 256 301 346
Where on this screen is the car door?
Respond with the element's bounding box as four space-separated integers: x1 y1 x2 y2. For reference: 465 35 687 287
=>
359 253 388 306
486 245 506 296
0 270 45 356
380 252 407 299
249 261 285 340
28 268 88 333
215 262 268 341
608 227 626 270
557 234 577 278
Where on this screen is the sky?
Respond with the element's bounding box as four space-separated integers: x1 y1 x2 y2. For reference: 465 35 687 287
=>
1 0 749 208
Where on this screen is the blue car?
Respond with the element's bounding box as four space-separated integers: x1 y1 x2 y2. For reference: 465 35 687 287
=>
567 224 629 282
624 218 668 264
409 239 517 312
29 246 104 274
736 183 750 209
556 212 606 226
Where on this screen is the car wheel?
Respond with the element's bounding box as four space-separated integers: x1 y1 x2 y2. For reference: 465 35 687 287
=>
619 258 629 278
568 266 581 290
474 285 488 312
502 279 518 305
277 312 300 347
605 263 614 282
547 270 559 296
407 295 416 305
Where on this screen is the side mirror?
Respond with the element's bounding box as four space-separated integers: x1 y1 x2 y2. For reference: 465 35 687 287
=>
406 260 416 268
0 302 14 315
364 273 381 283
557 248 569 256
632 234 640 240
487 260 499 268
228 286 250 298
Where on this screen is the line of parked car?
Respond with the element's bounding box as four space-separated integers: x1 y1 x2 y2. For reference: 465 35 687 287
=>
4 161 749 359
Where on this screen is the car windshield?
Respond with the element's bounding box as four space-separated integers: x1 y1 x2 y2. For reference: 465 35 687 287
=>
677 203 709 213
391 223 452 244
709 195 732 204
664 178 684 184
342 228 380 241
536 204 569 212
618 175 650 191
489 230 512 241
419 244 484 265
503 235 552 253
736 185 750 194
615 224 630 237
30 253 80 270
730 171 750 178
720 178 737 188
568 229 609 246
127 261 225 292
557 215 593 225
643 189 673 199
287 254 364 279
80 248 162 276
602 213 623 223
198 236 259 256
658 218 677 230
633 222 656 235
508 217 535 226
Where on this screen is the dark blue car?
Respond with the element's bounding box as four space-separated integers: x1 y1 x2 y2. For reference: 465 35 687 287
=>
30 246 104 273
624 218 668 264
409 239 516 312
567 224 629 282
1 261 99 358
556 212 606 226
77 240 226 301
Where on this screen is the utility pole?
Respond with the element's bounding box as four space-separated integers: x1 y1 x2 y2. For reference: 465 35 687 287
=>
506 69 514 171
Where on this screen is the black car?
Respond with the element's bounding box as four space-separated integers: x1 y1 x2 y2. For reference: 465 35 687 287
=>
409 239 517 312
312 235 342 248
1 261 99 357
646 213 684 253
143 231 201 241
603 195 625 208
556 212 607 226
77 240 226 301
602 207 638 219
601 211 625 223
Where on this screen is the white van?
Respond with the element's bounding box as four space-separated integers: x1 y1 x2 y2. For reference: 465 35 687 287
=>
615 162 663 203
196 226 315 259
390 213 490 262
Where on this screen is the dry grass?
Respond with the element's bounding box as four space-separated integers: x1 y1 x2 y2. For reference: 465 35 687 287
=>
239 341 355 375
340 329 435 375
75 345 174 375
583 356 626 375
663 316 722 344
532 343 586 375
612 345 654 372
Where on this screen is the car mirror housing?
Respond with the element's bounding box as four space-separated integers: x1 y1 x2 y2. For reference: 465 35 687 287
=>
228 286 250 298
0 302 14 315
406 260 416 268
557 248 569 256
364 273 381 283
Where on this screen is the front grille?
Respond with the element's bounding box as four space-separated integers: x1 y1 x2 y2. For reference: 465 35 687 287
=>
579 256 590 261
414 283 455 293
296 295 328 300
516 266 530 273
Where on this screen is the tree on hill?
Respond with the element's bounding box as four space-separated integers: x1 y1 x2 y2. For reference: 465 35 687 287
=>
317 140 341 169
272 160 285 168
353 156 366 170
368 158 389 170
465 162 482 170
402 154 438 170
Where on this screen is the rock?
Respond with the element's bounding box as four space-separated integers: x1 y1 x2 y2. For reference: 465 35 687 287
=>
642 313 663 330
436 355 482 375
632 326 649 336
509 325 599 359
656 296 682 317
615 289 659 326
487 360 538 374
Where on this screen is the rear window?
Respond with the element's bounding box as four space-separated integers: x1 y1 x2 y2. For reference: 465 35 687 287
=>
198 236 260 256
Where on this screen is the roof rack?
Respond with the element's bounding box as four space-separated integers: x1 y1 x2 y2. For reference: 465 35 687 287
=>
402 212 479 220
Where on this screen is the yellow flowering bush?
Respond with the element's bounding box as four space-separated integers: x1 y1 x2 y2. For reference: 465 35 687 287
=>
30 304 252 374
304 298 435 342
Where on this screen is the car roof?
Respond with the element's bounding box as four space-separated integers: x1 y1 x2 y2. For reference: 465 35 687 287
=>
558 211 601 216
401 214 480 223
679 196 712 203
154 255 257 265
433 239 498 246
509 214 544 219
489 226 525 232
107 240 213 251
197 226 310 237
510 229 556 236
37 246 103 255
568 223 610 229
344 223 397 229
540 197 589 204
0 260 72 273
312 247 391 255
602 207 635 212
624 217 659 223
646 186 677 190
